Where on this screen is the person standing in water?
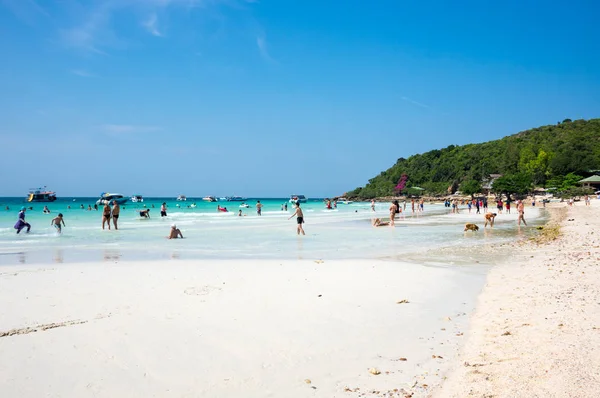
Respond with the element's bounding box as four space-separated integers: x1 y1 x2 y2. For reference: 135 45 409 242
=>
371 199 375 212
112 201 120 230
160 202 167 217
288 202 305 235
102 203 111 230
256 201 263 216
389 201 398 226
517 200 527 226
14 207 31 234
51 213 66 233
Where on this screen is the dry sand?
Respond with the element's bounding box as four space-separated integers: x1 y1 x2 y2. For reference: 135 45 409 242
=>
437 200 600 398
0 257 484 398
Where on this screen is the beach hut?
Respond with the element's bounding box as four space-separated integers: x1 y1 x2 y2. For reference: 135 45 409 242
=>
578 175 600 190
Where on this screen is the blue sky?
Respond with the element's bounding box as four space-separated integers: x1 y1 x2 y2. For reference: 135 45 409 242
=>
1 0 599 198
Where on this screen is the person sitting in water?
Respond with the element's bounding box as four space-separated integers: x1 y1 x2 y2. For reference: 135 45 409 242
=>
372 218 390 227
168 224 184 239
139 209 150 218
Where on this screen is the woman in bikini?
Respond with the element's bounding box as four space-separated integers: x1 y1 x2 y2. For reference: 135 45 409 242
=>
102 203 112 230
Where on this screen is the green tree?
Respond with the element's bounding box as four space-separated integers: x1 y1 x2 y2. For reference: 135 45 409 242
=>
460 180 482 199
492 173 533 199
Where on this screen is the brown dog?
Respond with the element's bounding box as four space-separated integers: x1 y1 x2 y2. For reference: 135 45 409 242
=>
464 223 479 232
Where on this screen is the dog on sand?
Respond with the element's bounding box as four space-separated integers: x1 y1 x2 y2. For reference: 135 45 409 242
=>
464 223 479 232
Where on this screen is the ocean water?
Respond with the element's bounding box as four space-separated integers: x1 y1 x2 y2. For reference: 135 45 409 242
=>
0 197 546 265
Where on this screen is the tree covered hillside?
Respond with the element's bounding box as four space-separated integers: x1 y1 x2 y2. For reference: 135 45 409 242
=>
347 119 600 199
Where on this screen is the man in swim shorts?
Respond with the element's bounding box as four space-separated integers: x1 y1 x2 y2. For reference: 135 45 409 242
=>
51 213 66 233
161 202 167 217
288 202 305 235
14 207 31 234
102 203 111 230
112 201 120 230
139 209 150 218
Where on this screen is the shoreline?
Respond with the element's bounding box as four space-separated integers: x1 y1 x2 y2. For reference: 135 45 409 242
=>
435 200 600 397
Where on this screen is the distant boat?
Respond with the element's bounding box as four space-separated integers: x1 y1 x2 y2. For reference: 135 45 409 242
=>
289 194 307 204
131 194 143 203
203 196 217 202
226 196 248 201
337 197 353 204
96 193 129 205
27 186 57 202
177 195 187 201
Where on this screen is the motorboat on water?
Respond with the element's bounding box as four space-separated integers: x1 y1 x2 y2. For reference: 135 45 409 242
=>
131 194 143 203
96 193 129 206
177 194 187 201
239 203 250 208
226 196 248 201
27 186 57 202
203 196 217 202
337 197 353 204
289 194 307 204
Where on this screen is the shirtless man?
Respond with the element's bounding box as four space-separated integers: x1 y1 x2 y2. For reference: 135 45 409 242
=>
160 202 167 217
517 200 527 226
371 199 375 212
484 212 497 228
51 213 66 233
102 203 111 230
168 224 183 239
112 201 120 230
256 201 263 216
139 209 150 218
288 202 305 235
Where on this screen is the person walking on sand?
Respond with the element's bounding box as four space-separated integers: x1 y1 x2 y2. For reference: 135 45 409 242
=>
112 201 120 230
102 203 111 230
51 213 66 233
160 202 167 217
585 195 590 206
411 199 415 213
256 200 263 216
517 200 527 226
484 212 497 228
475 199 481 214
389 201 398 226
14 207 31 234
288 202 305 235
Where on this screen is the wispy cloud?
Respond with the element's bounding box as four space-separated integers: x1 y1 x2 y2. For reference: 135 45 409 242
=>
70 69 96 77
401 96 430 109
1 0 50 25
101 124 162 135
143 13 162 37
256 34 276 63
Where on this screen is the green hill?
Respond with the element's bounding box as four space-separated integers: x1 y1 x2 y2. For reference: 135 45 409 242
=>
347 118 600 199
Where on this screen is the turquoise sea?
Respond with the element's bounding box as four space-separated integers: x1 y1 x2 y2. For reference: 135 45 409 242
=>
0 196 546 265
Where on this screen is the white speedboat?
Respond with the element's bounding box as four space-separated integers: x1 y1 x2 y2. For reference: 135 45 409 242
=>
289 194 307 204
131 195 143 203
177 195 187 201
239 203 250 208
203 196 217 202
96 193 128 205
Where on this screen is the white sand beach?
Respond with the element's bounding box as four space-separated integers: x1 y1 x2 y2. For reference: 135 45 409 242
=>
437 200 600 398
0 257 484 397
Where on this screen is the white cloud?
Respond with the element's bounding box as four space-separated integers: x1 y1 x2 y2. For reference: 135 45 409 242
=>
401 96 429 109
101 124 162 134
70 69 95 77
256 34 276 63
143 13 162 37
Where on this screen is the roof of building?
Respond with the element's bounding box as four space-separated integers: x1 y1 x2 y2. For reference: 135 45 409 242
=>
579 175 600 183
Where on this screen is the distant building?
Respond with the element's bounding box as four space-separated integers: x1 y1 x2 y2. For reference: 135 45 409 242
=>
482 174 503 195
579 175 600 191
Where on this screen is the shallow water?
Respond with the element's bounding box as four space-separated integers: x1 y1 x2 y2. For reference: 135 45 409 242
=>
0 197 546 265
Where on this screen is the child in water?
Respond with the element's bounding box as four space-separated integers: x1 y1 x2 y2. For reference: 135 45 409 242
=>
51 213 66 233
